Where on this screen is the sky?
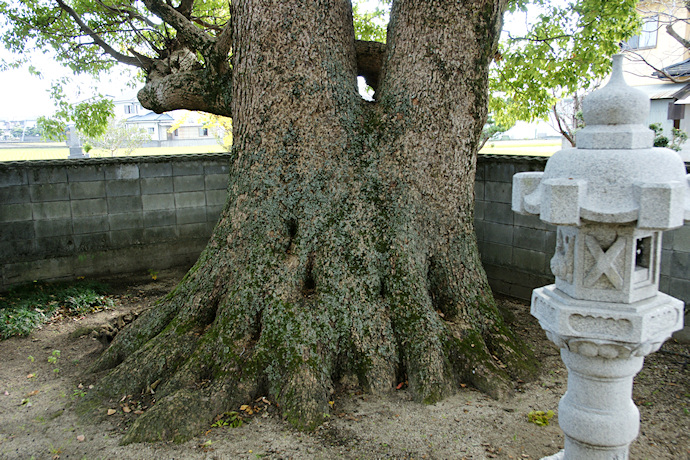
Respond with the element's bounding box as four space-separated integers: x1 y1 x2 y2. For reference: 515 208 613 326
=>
0 2 535 122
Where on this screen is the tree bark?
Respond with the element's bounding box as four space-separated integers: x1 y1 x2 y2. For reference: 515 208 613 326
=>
84 0 537 443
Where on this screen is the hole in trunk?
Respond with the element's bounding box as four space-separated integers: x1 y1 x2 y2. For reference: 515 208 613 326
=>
302 252 316 296
287 218 298 239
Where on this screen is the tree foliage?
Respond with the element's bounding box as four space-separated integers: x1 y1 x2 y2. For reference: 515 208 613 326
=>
84 117 150 156
490 0 640 127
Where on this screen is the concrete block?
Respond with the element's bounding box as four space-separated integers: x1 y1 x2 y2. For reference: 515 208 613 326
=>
0 169 27 187
670 251 690 279
144 210 176 228
177 207 207 225
486 162 515 183
140 162 172 178
69 181 106 200
487 278 511 297
0 203 32 222
74 233 108 252
474 200 486 221
73 215 109 235
141 177 173 195
110 229 144 247
514 212 547 230
34 219 72 238
206 189 227 207
2 221 35 240
671 224 690 252
659 276 670 295
71 198 107 217
474 219 486 242
106 179 141 197
206 205 224 222
173 162 203 176
30 183 71 202
179 222 212 238
474 181 484 201
484 181 512 204
67 165 105 182
175 191 206 208
660 249 672 277
33 201 72 220
142 194 175 211
485 202 514 225
35 236 75 257
105 164 139 180
174 175 205 193
109 212 144 231
0 240 33 263
662 231 673 250
475 163 486 181
479 241 513 265
144 226 178 243
482 221 513 245
28 167 67 184
203 160 230 175
513 248 546 273
669 277 690 304
513 226 546 252
108 196 142 213
509 284 535 301
0 186 30 205
205 173 229 190
206 220 218 234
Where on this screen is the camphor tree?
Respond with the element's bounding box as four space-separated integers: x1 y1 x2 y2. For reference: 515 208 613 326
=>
0 0 539 442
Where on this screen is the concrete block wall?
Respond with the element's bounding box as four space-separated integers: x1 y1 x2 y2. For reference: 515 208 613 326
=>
475 154 690 308
0 154 231 289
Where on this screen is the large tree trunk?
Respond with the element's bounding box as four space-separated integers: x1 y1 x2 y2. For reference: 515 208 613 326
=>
84 0 536 443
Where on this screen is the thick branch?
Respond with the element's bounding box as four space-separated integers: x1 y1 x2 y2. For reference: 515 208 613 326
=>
95 0 159 29
137 69 232 116
355 40 385 92
666 23 690 50
55 0 153 69
142 0 214 55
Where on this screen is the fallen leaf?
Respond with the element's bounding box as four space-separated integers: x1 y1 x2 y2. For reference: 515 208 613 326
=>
134 410 144 415
396 382 404 390
78 383 84 389
107 409 117 416
26 374 35 379
4 391 9 396
328 401 334 407
122 406 131 413
76 435 85 442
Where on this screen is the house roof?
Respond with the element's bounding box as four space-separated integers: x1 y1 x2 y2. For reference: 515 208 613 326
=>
126 112 174 122
633 82 690 100
653 58 690 79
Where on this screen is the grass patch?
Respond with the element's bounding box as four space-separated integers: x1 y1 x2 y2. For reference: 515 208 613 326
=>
479 139 561 157
0 280 113 339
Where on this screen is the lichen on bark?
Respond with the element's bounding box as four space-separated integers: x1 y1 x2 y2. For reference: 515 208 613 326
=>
81 0 537 443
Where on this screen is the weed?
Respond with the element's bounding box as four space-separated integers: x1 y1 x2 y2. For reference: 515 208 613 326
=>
72 389 87 399
527 410 555 426
48 350 61 375
148 269 159 280
27 355 34 363
0 280 112 339
211 411 243 429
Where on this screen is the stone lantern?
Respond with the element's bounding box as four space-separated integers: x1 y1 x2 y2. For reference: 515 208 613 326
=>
512 54 690 460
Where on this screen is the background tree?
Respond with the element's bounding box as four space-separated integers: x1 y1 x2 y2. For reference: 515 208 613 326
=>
84 117 151 156
0 0 541 443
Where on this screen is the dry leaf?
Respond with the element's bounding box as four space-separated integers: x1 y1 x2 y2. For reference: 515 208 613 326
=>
25 390 39 397
122 406 131 413
396 382 404 390
107 409 116 416
26 374 35 379
3 391 9 396
76 435 85 442
134 410 144 415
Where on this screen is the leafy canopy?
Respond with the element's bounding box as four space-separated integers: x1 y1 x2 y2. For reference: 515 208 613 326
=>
0 0 641 133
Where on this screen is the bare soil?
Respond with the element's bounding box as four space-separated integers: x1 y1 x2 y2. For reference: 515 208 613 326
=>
0 268 688 460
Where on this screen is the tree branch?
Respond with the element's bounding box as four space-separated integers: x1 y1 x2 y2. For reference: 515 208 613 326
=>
666 23 690 50
142 0 215 55
95 0 159 29
55 0 153 69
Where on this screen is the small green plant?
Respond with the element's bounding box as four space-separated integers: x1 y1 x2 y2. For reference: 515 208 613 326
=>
48 350 60 375
72 388 87 399
211 411 243 429
527 410 555 426
148 269 159 281
28 355 35 363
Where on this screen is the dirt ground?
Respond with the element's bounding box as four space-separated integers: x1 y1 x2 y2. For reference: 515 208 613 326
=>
0 268 688 460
